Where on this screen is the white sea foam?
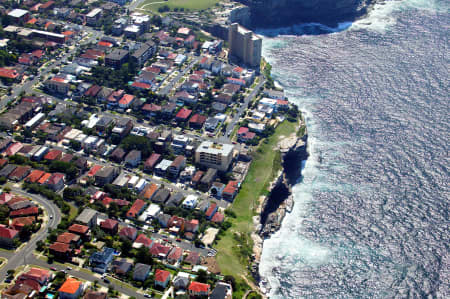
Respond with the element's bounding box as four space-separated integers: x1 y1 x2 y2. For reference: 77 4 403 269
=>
351 0 447 32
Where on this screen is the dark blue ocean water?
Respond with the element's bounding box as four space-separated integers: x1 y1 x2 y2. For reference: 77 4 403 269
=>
258 1 449 298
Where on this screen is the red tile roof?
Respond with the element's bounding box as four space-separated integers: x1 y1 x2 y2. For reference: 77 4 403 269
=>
189 114 207 125
100 219 118 230
144 153 161 169
98 41 113 47
119 94 134 105
10 206 39 217
131 82 151 90
44 149 62 161
84 85 102 97
176 108 192 120
134 234 153 248
58 277 82 294
119 226 137 239
142 103 161 112
211 212 224 223
189 281 210 293
49 241 70 253
46 172 64 185
237 127 249 135
154 269 170 283
57 232 79 244
205 203 217 218
68 224 89 235
126 199 145 218
0 68 19 79
0 226 18 239
87 165 102 177
38 173 51 185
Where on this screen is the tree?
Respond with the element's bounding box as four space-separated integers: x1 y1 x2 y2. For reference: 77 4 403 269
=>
121 239 132 255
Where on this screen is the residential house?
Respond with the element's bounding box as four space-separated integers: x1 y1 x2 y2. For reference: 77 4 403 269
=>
173 273 190 290
46 172 65 191
89 247 115 274
57 232 81 247
112 259 132 276
154 269 171 289
167 247 183 264
68 224 90 239
210 282 233 299
126 199 146 218
144 153 162 172
49 242 72 260
119 226 137 241
124 150 141 167
133 263 151 282
0 226 18 248
189 281 210 297
75 208 98 228
58 277 83 299
100 219 119 235
167 155 185 178
112 118 133 139
184 251 200 265
152 188 170 204
110 147 126 163
189 114 207 129
175 108 192 122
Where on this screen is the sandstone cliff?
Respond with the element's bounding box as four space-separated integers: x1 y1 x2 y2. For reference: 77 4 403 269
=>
237 0 374 27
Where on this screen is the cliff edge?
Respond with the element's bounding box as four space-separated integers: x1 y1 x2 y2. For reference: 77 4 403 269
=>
236 0 374 27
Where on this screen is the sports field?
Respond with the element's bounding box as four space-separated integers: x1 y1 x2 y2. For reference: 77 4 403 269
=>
138 0 219 12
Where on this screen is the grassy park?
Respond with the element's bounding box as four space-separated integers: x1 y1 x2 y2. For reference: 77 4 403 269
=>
214 118 299 295
138 0 219 13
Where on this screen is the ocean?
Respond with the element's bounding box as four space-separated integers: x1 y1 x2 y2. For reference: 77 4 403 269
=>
258 0 449 298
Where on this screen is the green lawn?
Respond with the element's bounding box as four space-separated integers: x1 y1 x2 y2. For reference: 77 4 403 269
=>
215 119 299 285
138 0 219 12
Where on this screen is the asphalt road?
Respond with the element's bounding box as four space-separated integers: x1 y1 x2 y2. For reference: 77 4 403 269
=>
219 76 266 143
0 188 61 279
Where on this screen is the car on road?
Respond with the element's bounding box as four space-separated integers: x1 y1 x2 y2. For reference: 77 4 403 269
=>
50 215 53 219
66 267 72 271
176 238 181 242
103 278 110 284
50 267 57 271
144 294 151 298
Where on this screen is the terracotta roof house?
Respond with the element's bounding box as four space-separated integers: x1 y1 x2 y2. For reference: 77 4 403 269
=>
167 247 183 264
9 207 39 218
205 203 218 220
154 269 171 289
11 216 35 231
0 225 19 248
84 85 102 97
126 199 146 218
142 103 162 116
20 267 51 285
68 224 90 238
49 242 71 259
37 172 52 185
57 232 81 246
119 226 137 241
185 219 199 233
100 219 119 235
184 251 200 265
211 212 225 223
133 263 151 282
189 114 207 129
189 281 211 297
133 233 153 249
58 277 83 299
222 181 239 201
150 242 171 259
5 142 23 156
175 108 192 122
8 165 31 181
46 172 65 191
25 169 45 183
44 149 63 161
144 153 162 172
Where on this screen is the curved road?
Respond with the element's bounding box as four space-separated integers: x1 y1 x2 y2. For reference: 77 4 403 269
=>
0 188 61 279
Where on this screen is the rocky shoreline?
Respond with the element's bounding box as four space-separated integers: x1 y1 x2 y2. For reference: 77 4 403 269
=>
250 120 309 284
